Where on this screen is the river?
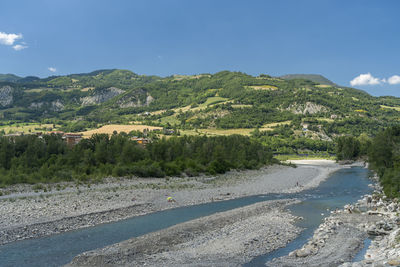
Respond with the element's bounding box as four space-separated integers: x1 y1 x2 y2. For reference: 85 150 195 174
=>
0 166 372 267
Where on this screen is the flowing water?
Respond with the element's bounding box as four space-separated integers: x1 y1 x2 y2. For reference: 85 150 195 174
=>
246 167 373 266
0 166 372 267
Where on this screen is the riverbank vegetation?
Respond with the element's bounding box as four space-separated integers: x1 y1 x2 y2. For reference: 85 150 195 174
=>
368 126 400 198
334 127 400 198
0 134 274 186
335 134 371 161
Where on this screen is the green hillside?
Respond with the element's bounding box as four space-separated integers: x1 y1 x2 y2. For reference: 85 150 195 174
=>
280 74 336 86
0 69 399 155
0 74 21 83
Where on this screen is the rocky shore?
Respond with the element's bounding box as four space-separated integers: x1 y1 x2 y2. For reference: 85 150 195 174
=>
66 199 301 267
268 175 400 267
341 183 400 267
0 161 340 245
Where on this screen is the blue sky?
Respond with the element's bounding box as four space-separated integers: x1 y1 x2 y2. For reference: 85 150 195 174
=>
1 0 400 96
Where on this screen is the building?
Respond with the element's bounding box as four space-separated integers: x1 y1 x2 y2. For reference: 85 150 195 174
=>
163 128 175 135
131 137 151 146
63 133 83 146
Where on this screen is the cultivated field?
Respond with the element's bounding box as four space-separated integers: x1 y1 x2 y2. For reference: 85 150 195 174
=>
381 105 400 111
231 104 253 108
262 121 292 128
315 84 332 88
196 128 254 136
80 124 163 137
0 123 56 134
246 85 278 91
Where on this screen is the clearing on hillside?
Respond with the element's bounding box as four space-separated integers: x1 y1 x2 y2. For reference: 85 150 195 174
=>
80 124 163 137
0 123 57 134
381 105 400 111
246 85 278 91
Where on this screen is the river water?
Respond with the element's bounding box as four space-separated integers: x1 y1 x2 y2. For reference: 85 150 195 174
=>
0 166 372 267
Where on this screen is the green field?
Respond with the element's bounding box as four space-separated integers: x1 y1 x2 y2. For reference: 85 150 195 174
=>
0 123 57 134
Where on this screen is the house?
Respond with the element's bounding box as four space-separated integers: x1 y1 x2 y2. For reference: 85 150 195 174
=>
63 133 83 146
302 124 309 132
131 137 151 146
163 128 175 135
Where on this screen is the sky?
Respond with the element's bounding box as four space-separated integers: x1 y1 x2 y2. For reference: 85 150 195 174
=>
0 0 400 96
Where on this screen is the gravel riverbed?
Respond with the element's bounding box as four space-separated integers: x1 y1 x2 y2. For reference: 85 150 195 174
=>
268 175 400 267
0 160 341 245
66 199 301 267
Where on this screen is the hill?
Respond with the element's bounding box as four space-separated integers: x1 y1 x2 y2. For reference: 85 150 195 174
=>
0 74 21 83
0 69 399 155
280 74 337 86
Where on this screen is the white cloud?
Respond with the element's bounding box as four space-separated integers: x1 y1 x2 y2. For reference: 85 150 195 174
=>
350 73 382 86
0 32 23 46
388 75 400 85
48 67 57 73
13 44 28 51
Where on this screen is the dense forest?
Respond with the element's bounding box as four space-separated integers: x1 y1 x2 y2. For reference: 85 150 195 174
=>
0 133 273 186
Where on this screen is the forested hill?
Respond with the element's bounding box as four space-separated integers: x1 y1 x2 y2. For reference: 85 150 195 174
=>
280 74 336 86
0 69 399 154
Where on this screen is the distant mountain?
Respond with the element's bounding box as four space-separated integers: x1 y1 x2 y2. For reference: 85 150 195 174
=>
0 74 21 83
18 76 41 83
280 74 336 86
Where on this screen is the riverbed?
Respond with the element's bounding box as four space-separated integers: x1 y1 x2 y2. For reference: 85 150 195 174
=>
0 163 373 266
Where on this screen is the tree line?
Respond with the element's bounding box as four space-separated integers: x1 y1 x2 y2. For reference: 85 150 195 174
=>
335 127 400 198
368 126 400 198
0 133 274 186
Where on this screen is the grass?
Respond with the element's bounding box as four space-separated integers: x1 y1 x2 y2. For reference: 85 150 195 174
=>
0 123 57 134
178 129 202 136
81 87 95 92
381 105 400 111
315 84 332 88
197 128 255 136
172 74 211 81
316 117 334 122
178 121 291 137
261 121 292 128
179 128 255 136
159 115 180 126
255 77 284 82
246 85 278 91
24 88 49 93
152 96 231 126
150 109 167 115
201 96 228 106
231 104 253 108
80 124 163 137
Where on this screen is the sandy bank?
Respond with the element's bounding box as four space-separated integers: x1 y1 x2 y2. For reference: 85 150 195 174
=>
286 159 336 165
66 199 300 267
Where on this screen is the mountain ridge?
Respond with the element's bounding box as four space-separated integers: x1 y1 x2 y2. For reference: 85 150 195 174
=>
279 74 337 86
